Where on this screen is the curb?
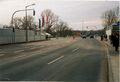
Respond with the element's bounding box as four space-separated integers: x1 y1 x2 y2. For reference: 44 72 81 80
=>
105 44 114 82
96 38 114 82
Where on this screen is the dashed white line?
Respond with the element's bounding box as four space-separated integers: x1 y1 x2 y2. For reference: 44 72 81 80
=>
14 50 24 53
48 55 64 65
0 54 4 56
40 46 45 47
0 78 10 81
4 78 10 81
13 54 26 59
30 47 36 49
72 48 79 52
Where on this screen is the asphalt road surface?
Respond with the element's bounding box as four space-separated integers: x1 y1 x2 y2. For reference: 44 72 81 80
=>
0 38 108 82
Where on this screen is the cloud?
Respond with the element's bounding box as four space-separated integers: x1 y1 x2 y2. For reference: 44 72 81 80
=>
0 0 119 30
69 19 103 30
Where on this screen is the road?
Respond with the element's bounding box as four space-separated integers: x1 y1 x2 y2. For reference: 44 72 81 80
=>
0 38 108 82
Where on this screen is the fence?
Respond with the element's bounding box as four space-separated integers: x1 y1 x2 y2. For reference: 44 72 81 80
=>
0 28 46 45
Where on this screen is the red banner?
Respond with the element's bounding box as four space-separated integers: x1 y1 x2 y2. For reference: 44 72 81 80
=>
46 16 48 29
41 15 44 27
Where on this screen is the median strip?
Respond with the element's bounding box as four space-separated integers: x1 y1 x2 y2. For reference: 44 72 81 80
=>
48 55 64 65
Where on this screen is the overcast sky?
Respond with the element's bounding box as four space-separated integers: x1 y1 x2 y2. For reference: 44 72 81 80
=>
0 0 119 30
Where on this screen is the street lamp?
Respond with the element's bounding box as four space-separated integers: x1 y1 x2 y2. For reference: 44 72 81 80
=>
25 4 35 8
25 3 35 42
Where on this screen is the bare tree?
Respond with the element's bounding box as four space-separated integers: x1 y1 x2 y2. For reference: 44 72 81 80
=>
22 15 37 30
41 9 72 37
56 21 72 37
101 6 119 30
12 17 22 29
11 15 37 30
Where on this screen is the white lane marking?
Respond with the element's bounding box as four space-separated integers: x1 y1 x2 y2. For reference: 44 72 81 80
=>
30 47 36 49
13 54 26 59
40 46 45 47
14 50 24 53
48 55 64 65
3 78 10 81
6 78 10 80
72 48 79 52
0 54 4 56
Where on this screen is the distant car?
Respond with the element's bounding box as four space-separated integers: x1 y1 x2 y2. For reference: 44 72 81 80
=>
90 35 94 38
82 35 86 39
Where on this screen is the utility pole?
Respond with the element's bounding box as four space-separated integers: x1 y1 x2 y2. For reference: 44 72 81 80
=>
82 20 84 31
81 20 84 34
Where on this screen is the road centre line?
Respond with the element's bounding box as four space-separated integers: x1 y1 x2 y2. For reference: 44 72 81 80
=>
0 54 4 56
14 55 26 59
0 78 10 81
72 48 79 52
30 47 36 49
14 50 24 53
48 55 64 65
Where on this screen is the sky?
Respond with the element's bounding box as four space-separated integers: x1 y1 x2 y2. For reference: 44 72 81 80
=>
0 0 119 30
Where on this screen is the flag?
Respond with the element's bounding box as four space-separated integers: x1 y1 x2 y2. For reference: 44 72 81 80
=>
38 19 41 29
41 15 44 27
46 16 48 29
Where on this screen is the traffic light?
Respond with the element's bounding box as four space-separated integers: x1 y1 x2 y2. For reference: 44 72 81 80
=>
33 10 35 16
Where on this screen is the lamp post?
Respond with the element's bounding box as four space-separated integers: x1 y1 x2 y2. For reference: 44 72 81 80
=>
82 20 84 31
25 3 35 42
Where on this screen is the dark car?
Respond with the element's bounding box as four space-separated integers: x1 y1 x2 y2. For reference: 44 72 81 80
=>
90 35 94 38
82 35 86 39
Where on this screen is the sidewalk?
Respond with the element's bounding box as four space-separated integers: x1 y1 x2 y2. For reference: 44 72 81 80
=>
96 37 119 82
104 41 119 82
